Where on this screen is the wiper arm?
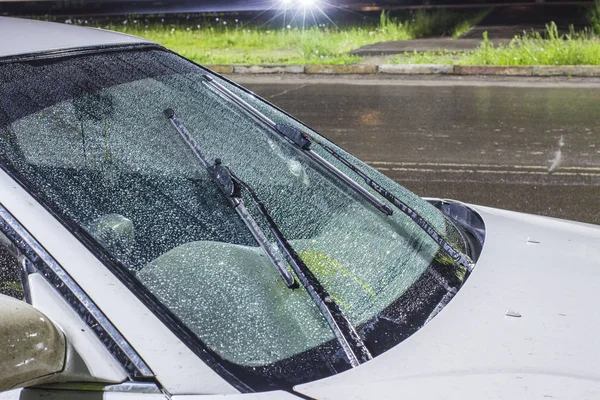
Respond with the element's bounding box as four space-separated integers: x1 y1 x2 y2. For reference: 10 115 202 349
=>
164 108 373 367
200 75 474 273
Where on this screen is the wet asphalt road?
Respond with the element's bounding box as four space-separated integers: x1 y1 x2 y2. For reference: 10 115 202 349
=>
236 76 600 225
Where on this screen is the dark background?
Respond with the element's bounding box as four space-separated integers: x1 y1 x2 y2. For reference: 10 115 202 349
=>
0 0 595 16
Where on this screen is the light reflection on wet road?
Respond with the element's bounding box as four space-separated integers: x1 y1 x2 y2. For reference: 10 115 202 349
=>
240 78 600 225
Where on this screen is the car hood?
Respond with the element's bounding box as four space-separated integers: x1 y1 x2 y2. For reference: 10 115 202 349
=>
294 205 600 400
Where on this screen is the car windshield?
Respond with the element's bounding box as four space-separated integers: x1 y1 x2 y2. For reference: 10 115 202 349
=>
0 47 468 391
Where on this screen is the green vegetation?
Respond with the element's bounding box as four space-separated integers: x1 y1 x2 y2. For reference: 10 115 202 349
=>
393 23 600 66
588 1 600 35
49 7 600 67
69 9 489 65
464 25 600 66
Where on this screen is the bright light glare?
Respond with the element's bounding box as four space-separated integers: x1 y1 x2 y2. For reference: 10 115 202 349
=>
278 0 319 8
273 0 329 30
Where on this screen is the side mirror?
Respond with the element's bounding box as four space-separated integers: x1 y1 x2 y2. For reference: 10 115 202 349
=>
0 294 66 392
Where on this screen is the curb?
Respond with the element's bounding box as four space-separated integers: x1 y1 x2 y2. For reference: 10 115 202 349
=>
378 64 454 75
532 66 600 77
453 66 533 76
206 64 600 77
233 65 304 74
305 64 377 74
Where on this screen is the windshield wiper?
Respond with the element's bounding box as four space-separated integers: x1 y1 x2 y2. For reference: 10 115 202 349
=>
164 108 373 367
200 75 474 273
163 108 296 289
201 75 392 216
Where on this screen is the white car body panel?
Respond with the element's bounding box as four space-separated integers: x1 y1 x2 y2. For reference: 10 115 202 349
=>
0 168 238 395
28 273 128 383
0 17 149 58
295 205 600 399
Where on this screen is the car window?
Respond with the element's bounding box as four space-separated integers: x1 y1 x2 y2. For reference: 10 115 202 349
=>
0 48 467 391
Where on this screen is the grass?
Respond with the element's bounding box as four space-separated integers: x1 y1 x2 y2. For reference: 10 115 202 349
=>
46 8 600 67
393 22 600 66
464 25 600 66
55 9 489 65
589 1 600 35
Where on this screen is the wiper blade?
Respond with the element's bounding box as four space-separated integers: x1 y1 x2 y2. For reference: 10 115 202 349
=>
200 75 474 273
163 107 296 289
164 108 373 367
201 75 393 216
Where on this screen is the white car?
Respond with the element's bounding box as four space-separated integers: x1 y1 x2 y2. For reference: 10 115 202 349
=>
1 16 599 400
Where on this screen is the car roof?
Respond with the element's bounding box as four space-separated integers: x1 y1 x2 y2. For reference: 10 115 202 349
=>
0 17 152 59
